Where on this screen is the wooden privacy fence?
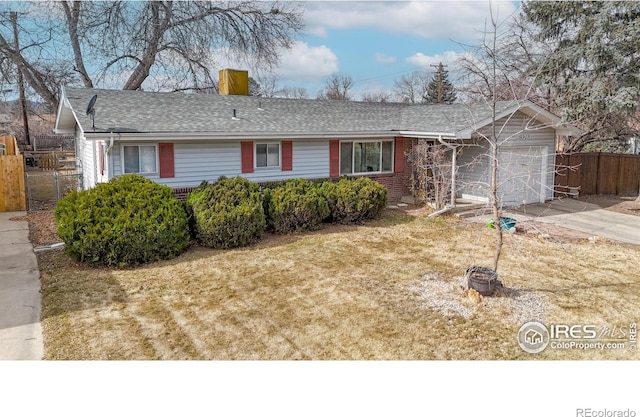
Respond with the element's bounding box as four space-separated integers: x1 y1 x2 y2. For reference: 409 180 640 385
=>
555 152 640 197
23 150 76 170
1 137 27 211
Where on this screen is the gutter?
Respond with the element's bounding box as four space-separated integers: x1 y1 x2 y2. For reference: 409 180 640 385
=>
81 130 460 142
81 130 406 141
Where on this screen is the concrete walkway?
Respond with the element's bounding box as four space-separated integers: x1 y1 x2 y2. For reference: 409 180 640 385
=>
0 211 43 360
504 198 640 245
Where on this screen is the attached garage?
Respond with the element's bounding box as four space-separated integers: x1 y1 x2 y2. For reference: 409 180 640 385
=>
456 109 563 208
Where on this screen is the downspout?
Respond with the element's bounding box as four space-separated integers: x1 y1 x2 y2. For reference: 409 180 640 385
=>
106 132 115 181
428 134 458 217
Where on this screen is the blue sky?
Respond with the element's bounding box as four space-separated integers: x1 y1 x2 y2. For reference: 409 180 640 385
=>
0 0 520 101
264 1 521 99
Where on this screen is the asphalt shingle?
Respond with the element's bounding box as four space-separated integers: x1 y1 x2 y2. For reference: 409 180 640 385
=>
61 86 516 136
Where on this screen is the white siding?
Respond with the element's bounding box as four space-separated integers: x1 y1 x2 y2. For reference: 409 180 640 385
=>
76 129 97 189
110 139 330 188
245 140 329 183
456 111 557 206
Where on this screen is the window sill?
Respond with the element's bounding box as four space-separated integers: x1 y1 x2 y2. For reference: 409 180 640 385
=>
344 171 394 177
123 172 157 176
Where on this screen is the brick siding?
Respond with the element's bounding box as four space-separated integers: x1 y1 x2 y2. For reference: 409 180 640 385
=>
370 137 414 202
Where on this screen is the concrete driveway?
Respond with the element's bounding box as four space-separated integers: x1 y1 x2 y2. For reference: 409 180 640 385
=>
0 212 44 360
505 198 640 245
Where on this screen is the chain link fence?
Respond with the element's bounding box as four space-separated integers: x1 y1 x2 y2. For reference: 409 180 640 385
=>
26 170 83 211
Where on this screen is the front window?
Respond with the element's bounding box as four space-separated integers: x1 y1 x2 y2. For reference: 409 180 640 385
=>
256 143 280 168
340 140 393 175
123 145 157 174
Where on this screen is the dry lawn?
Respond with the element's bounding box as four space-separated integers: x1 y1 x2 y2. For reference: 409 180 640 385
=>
34 208 640 360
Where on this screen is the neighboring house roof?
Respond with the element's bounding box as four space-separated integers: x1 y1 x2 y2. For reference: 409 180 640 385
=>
54 86 581 140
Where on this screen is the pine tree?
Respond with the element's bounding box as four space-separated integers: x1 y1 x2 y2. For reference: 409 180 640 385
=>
522 1 640 150
424 63 456 104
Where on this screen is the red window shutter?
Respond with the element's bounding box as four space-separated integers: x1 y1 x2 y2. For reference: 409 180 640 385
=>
241 141 254 173
159 143 175 178
281 141 293 171
98 141 104 175
329 140 340 178
394 137 405 173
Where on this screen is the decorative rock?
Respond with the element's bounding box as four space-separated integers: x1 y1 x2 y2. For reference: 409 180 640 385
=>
466 288 483 303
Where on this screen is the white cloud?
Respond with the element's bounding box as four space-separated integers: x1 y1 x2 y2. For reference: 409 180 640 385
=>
375 53 397 64
304 1 519 41
405 51 464 68
276 41 340 82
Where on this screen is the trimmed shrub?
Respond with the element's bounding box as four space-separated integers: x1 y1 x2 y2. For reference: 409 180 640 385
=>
317 177 387 224
54 174 190 267
266 178 330 233
187 176 265 249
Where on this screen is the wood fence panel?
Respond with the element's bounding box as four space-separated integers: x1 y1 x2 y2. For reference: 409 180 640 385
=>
0 136 18 156
618 155 640 195
38 153 59 170
597 154 620 195
555 152 640 197
577 153 599 196
0 155 27 211
554 154 569 197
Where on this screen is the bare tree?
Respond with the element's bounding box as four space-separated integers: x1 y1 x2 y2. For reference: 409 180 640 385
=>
278 85 308 99
361 91 393 103
253 74 279 97
317 72 353 100
393 71 429 103
457 5 547 273
0 8 66 109
0 1 304 109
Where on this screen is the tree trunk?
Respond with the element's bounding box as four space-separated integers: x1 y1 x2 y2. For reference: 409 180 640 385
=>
123 2 167 90
61 1 93 88
490 128 503 272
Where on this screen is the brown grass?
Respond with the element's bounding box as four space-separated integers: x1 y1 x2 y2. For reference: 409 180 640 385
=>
36 208 640 360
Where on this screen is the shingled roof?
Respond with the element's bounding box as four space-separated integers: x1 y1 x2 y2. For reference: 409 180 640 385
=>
55 86 574 139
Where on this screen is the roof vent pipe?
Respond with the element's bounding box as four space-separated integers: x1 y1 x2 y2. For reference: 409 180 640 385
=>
232 108 238 120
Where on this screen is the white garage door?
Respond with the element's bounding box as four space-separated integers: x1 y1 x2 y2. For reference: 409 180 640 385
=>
498 146 547 207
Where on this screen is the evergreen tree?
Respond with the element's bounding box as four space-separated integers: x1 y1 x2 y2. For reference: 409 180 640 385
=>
424 63 456 104
522 1 640 150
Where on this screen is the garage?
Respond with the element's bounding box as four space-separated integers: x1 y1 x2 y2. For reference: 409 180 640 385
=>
498 146 549 206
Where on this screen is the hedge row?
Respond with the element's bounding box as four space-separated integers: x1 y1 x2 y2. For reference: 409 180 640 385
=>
55 175 387 267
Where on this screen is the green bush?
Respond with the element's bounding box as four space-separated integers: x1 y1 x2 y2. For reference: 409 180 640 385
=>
317 177 387 224
54 174 190 267
187 176 265 249
266 178 330 233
